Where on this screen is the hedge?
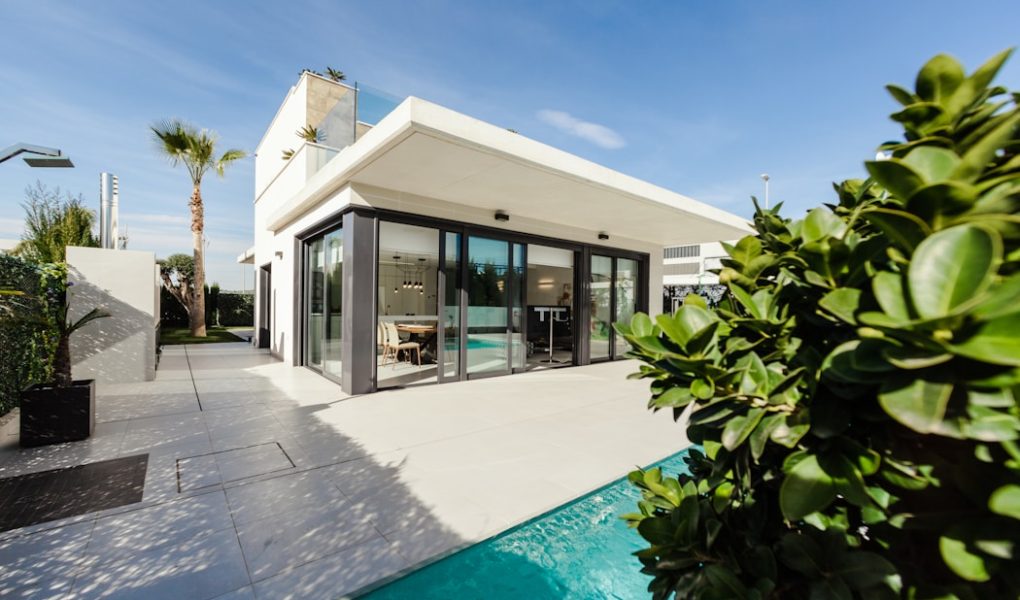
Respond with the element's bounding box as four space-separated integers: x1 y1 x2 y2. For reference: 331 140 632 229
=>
0 255 64 415
159 286 252 328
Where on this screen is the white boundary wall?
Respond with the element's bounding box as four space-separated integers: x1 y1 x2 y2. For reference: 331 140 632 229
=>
67 246 159 383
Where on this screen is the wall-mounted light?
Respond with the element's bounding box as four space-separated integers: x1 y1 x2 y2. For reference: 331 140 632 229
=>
598 232 609 240
274 251 284 259
494 210 510 222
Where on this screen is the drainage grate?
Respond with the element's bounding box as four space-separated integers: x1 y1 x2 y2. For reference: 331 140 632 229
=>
0 454 148 532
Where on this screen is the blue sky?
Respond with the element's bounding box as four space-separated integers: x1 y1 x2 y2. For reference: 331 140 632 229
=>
2 1 1018 289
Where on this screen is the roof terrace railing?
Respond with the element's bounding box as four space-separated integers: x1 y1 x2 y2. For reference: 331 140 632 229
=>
256 142 339 205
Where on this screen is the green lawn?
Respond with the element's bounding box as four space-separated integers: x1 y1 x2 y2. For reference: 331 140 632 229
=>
160 327 245 345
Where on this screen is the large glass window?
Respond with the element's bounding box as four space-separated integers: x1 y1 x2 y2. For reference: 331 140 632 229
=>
589 254 640 361
467 236 510 376
442 232 461 380
615 258 638 357
324 230 343 379
377 222 440 388
526 245 574 369
303 227 342 379
305 238 325 369
589 255 613 361
511 243 526 371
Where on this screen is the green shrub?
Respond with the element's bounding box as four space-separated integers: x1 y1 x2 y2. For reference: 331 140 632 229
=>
217 292 253 326
618 50 1020 599
205 283 219 326
159 287 189 327
0 255 65 414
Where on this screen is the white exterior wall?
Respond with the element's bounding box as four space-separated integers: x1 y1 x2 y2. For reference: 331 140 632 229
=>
663 241 731 286
66 246 158 383
254 76 310 197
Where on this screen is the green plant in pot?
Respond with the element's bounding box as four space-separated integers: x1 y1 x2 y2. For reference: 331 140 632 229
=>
20 289 108 447
617 50 1020 599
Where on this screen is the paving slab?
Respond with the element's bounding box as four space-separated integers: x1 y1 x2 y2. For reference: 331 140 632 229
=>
0 342 688 597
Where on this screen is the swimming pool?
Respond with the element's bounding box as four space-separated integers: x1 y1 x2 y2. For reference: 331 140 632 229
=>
358 450 690 599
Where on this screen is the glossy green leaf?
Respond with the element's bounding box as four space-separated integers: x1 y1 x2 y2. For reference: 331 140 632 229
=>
861 208 932 252
819 288 861 324
940 530 991 582
778 533 824 577
902 146 960 182
915 54 965 105
630 313 654 337
872 271 912 321
865 159 926 200
952 111 1020 183
950 312 1020 366
703 564 748 597
721 407 765 450
879 378 952 433
909 224 1000 319
989 484 1020 520
885 84 915 105
906 181 978 220
682 293 707 309
802 208 847 242
972 274 1020 320
750 413 783 460
780 454 836 520
690 378 714 400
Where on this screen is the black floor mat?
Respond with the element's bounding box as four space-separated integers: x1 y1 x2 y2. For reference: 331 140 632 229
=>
0 454 148 532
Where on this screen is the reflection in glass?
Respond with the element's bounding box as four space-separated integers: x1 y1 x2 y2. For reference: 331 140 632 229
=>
306 238 325 369
377 222 440 389
443 232 461 379
467 236 509 375
589 255 613 360
526 245 574 369
324 229 343 379
511 243 526 370
615 258 638 357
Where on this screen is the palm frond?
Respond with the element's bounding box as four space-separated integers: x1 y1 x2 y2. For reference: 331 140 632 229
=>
295 125 324 143
64 306 110 337
215 148 247 176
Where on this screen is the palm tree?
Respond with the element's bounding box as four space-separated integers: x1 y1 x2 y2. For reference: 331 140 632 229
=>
325 67 346 82
151 119 245 336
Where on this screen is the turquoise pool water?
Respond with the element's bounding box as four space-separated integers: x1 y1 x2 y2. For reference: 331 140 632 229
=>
359 450 690 599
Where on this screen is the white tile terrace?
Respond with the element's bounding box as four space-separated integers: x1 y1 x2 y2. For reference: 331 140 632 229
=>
0 343 688 599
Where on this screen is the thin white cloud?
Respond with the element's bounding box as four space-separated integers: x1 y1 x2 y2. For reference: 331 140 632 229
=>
536 109 626 149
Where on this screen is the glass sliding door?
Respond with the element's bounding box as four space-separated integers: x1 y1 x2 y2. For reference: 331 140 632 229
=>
511 243 526 371
305 238 325 370
526 244 575 369
589 254 641 361
442 232 461 381
467 236 510 376
589 255 613 361
377 222 441 389
323 229 343 379
614 258 638 357
303 227 342 380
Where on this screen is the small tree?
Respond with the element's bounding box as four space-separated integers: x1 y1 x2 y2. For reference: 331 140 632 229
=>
619 50 1020 598
13 181 99 263
159 254 197 326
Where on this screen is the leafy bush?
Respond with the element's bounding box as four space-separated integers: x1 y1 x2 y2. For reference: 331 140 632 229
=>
0 255 65 414
160 287 189 327
618 50 1020 599
217 292 253 326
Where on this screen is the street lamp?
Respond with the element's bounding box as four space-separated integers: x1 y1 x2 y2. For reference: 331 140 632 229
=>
760 173 770 209
0 143 74 167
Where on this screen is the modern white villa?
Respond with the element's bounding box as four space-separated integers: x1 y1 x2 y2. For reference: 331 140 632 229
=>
243 73 749 394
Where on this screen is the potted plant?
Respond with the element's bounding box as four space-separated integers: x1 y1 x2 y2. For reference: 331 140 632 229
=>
19 302 108 447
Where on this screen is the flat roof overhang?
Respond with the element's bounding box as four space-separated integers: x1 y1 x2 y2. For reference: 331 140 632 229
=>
236 246 255 264
266 98 752 245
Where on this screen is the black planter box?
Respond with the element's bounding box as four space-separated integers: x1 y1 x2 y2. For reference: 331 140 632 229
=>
19 379 95 447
